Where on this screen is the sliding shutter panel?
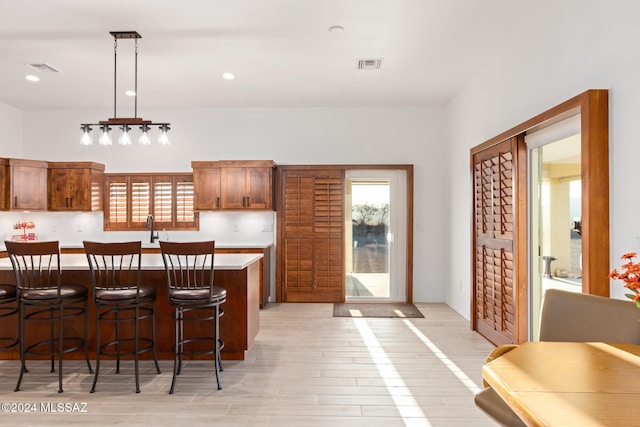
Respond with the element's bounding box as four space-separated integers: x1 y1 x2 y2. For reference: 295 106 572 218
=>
281 170 344 302
473 138 517 346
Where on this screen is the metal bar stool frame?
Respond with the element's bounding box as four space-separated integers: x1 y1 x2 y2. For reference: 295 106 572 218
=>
5 240 92 393
83 241 161 393
0 284 18 352
160 240 226 394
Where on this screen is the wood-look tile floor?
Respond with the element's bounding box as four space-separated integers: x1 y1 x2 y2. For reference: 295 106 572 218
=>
0 303 498 426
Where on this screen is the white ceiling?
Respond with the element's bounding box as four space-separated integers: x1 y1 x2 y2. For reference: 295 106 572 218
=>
1 0 549 111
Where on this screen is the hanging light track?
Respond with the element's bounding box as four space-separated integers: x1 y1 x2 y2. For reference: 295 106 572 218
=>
80 31 170 146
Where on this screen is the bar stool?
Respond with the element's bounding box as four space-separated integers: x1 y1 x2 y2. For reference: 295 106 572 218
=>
0 283 18 352
5 240 92 393
160 240 226 394
83 241 161 393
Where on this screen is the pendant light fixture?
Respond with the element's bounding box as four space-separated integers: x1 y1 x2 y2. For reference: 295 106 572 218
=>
80 31 170 146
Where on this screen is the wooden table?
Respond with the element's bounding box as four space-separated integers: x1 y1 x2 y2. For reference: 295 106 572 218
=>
482 341 640 426
0 253 262 361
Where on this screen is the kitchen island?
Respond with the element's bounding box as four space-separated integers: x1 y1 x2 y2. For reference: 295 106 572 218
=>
0 252 262 361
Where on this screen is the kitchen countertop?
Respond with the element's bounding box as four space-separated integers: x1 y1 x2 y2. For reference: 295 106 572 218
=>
0 241 273 252
0 252 263 271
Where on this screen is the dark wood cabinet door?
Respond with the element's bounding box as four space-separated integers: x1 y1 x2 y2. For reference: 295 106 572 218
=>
220 167 247 209
48 162 104 211
49 169 87 210
193 166 221 210
11 162 47 210
245 167 272 209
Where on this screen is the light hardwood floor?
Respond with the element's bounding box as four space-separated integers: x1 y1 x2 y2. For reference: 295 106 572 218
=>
0 303 498 426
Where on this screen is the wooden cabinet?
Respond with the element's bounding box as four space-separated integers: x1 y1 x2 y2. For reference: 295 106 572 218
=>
216 246 272 308
1 158 48 211
48 162 105 211
192 163 221 210
192 160 275 211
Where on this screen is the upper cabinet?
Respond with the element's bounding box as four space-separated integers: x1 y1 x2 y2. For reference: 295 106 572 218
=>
192 162 221 210
48 162 105 211
1 158 48 211
192 160 275 211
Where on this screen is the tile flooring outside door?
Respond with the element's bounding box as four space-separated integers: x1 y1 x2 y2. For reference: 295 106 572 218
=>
0 303 498 426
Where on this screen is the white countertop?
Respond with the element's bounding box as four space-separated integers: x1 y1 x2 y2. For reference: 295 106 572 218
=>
0 252 263 271
0 242 273 252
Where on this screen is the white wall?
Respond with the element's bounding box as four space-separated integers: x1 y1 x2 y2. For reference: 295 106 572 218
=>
10 106 448 302
446 2 640 317
0 101 23 157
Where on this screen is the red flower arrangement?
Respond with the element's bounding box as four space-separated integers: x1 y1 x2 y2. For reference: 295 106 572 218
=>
610 252 640 308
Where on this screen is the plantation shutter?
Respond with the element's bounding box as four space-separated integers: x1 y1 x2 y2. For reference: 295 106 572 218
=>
281 169 344 302
472 137 517 346
176 178 195 224
153 177 173 225
131 178 150 225
106 177 127 226
104 174 197 231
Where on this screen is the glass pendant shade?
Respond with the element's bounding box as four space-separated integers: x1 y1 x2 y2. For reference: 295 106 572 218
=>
158 124 170 145
139 124 151 145
80 125 93 145
119 125 132 145
99 125 112 145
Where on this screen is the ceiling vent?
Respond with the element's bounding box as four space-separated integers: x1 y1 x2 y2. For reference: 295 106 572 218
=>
357 58 383 70
27 63 61 73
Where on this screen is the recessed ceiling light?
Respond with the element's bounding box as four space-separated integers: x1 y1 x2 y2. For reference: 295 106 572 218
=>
222 73 235 80
25 74 40 82
328 25 344 33
125 90 136 96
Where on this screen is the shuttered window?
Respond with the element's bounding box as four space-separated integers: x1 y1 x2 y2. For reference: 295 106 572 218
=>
176 179 195 223
131 180 150 223
104 173 198 231
106 178 127 225
153 179 173 223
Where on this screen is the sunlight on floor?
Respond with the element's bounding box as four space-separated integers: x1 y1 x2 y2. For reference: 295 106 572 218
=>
353 318 432 427
403 319 482 394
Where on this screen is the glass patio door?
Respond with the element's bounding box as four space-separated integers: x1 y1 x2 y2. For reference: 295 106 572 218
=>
345 169 406 302
526 114 582 340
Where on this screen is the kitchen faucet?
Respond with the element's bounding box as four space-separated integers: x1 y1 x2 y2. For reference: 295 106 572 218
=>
145 215 159 244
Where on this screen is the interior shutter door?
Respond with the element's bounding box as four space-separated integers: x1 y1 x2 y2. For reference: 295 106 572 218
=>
283 175 314 295
280 170 344 302
312 177 344 299
473 138 517 346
